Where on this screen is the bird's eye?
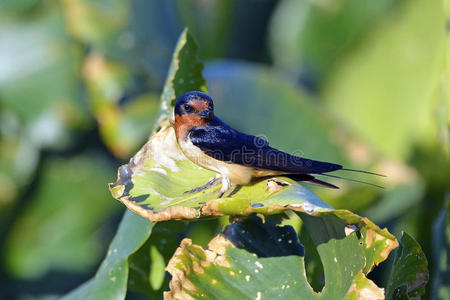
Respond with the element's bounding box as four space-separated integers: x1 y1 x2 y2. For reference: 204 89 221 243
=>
184 104 192 112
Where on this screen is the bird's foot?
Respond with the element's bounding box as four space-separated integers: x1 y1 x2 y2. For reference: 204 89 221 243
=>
218 185 241 198
183 176 221 194
217 175 231 198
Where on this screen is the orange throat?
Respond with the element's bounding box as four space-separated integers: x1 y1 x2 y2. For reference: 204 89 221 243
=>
174 114 208 141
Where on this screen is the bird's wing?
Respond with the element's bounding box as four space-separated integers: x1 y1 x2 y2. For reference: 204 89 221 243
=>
189 119 342 174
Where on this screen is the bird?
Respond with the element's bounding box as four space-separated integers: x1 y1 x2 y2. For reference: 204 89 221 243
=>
172 91 383 198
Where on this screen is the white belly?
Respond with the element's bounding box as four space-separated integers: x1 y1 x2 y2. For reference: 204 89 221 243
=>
178 138 253 185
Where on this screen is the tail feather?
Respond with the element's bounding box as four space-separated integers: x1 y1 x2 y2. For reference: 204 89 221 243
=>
286 174 339 189
305 177 339 189
316 173 384 189
263 165 385 189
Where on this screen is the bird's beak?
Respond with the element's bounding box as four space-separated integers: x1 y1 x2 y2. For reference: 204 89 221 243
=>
198 110 213 120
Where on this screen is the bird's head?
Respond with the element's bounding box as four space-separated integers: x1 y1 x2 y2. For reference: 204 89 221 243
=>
174 91 214 126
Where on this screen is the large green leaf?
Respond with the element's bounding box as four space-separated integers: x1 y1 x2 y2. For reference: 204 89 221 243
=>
165 213 390 299
62 210 154 300
386 232 429 299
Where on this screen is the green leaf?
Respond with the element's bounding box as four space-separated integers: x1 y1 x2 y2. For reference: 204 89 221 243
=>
62 210 154 300
165 213 387 299
386 232 429 299
321 0 446 159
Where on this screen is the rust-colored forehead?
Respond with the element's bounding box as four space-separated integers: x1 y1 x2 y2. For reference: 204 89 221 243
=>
189 99 210 111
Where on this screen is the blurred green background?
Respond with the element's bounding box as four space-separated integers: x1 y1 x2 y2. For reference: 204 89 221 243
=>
0 0 448 299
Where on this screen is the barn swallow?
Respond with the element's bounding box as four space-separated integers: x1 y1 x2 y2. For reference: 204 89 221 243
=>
173 91 383 198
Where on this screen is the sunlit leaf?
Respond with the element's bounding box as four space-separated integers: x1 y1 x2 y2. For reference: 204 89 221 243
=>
165 213 389 299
